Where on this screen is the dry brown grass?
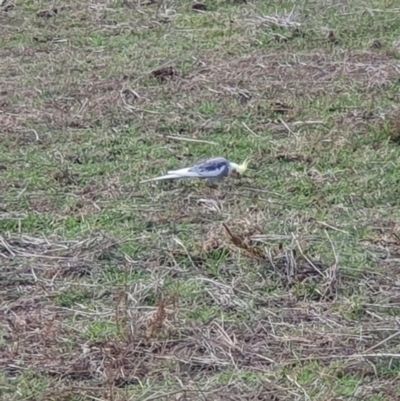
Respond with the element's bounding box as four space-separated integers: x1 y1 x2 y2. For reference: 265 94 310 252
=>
2 0 400 400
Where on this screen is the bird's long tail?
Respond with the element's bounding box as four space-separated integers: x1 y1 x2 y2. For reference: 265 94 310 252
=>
140 174 183 183
140 170 200 184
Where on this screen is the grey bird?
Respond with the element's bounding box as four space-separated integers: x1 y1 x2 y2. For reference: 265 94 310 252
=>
140 156 249 186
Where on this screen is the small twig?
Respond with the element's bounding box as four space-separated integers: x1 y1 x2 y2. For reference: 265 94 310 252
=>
172 236 196 270
0 236 15 257
162 135 217 145
241 121 260 137
292 233 324 277
317 220 349 235
322 229 340 298
141 390 203 401
363 331 400 353
325 230 339 267
286 375 311 400
287 353 400 363
250 13 301 28
27 129 40 141
278 118 297 137
291 120 325 126
30 267 38 282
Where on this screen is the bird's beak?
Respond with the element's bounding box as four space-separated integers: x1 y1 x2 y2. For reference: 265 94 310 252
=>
231 170 241 178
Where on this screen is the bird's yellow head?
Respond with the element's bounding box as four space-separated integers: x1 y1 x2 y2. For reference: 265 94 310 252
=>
230 158 250 176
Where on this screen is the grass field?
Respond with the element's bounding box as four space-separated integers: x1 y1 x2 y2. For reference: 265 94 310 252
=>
1 0 400 400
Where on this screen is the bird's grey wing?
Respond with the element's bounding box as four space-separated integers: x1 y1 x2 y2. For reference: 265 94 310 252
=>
189 158 229 178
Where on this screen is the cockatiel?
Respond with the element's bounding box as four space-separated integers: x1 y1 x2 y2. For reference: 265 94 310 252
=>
140 156 249 186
